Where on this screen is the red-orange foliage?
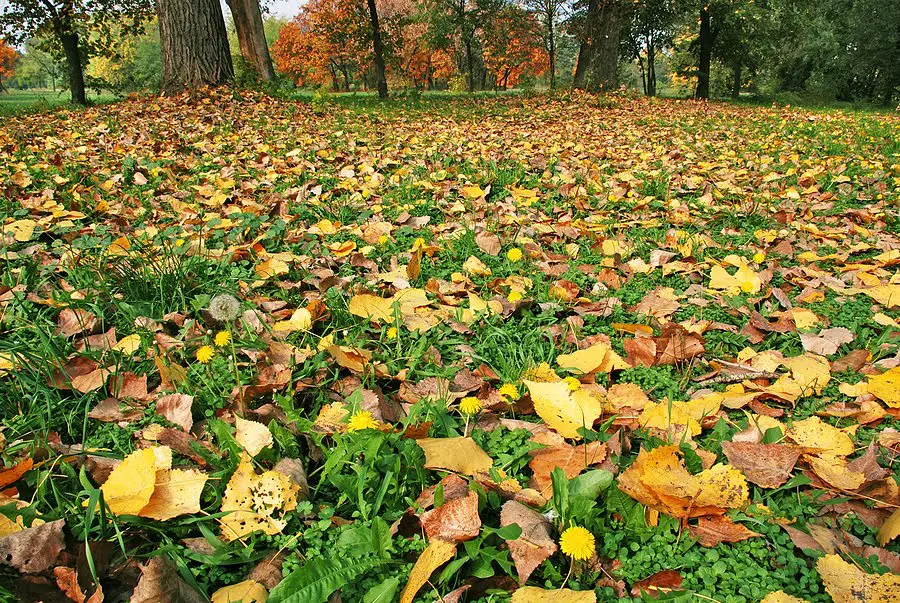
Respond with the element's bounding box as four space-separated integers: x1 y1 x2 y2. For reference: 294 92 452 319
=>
482 9 548 88
0 39 18 88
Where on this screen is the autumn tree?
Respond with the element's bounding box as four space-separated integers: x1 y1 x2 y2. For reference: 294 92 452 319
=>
225 0 276 81
572 0 628 91
157 0 234 91
0 0 152 104
0 39 17 92
523 0 566 88
482 7 548 88
368 0 389 97
624 0 681 96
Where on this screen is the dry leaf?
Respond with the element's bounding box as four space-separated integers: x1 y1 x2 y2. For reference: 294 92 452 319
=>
630 570 683 597
235 417 274 456
220 453 299 542
556 342 630 375
211 580 268 603
399 538 457 603
510 586 596 602
131 556 207 603
421 490 481 542
721 441 800 488
417 437 493 475
501 501 558 584
876 509 900 546
523 379 604 439
867 367 900 408
786 417 854 456
139 469 208 521
156 394 194 432
759 592 810 603
100 447 160 515
688 516 760 546
816 554 900 603
0 518 65 573
528 440 607 497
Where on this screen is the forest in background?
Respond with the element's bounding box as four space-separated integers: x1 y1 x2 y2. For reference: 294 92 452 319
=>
1 0 898 106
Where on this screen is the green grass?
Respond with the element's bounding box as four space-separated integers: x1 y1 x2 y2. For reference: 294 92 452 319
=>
0 88 119 116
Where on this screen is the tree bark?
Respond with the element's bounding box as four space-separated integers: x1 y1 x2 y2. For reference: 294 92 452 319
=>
547 12 556 89
647 38 656 97
731 61 741 99
58 29 86 105
464 36 475 93
367 0 388 98
696 5 712 99
573 0 598 89
589 0 623 92
157 0 234 91
226 0 276 82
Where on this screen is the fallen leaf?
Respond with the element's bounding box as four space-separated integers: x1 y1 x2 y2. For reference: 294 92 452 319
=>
556 342 629 375
399 538 457 603
139 468 208 521
523 379 604 439
528 441 607 497
501 501 558 584
211 580 269 603
877 509 900 546
417 437 493 476
421 490 481 542
786 417 854 456
235 417 274 456
688 516 760 546
131 556 207 603
760 592 810 603
867 367 900 408
220 453 299 542
721 442 800 488
510 586 596 602
100 447 160 515
156 394 194 432
630 570 683 597
56 308 97 337
816 554 900 603
0 518 65 573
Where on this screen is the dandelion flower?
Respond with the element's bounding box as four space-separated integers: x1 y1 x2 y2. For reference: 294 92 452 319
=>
196 345 215 364
459 397 483 415
507 248 523 262
753 252 766 264
564 376 581 391
214 331 231 347
740 280 755 293
347 410 379 432
208 294 241 322
378 234 389 245
386 327 398 340
507 291 523 302
498 383 520 400
559 526 595 561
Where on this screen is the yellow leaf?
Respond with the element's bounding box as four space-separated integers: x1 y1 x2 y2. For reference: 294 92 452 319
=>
348 289 431 322
327 241 356 257
272 308 313 333
759 592 809 603
789 309 820 330
211 580 268 603
312 402 350 434
462 255 492 276
638 396 720 437
100 448 159 515
255 258 289 279
873 312 899 328
220 453 299 542
867 367 900 408
461 184 485 200
234 417 273 456
113 334 142 355
3 219 37 242
805 455 865 490
709 263 761 294
787 417 854 456
857 284 900 308
816 554 900 603
139 469 208 521
417 437 493 475
399 539 457 603
877 508 900 546
556 342 630 375
781 354 831 396
524 380 604 439
510 586 597 602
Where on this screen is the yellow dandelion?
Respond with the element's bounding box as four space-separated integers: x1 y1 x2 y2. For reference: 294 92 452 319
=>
214 331 231 347
459 396 483 415
498 383 520 400
196 345 215 364
564 376 581 391
741 280 755 293
753 252 766 264
507 291 523 303
347 410 380 432
378 234 389 245
386 327 398 340
559 526 595 561
506 248 523 262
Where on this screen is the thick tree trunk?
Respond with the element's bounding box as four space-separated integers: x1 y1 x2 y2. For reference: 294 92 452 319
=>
696 5 712 99
158 0 234 91
226 0 276 82
58 29 86 105
731 61 742 99
465 37 475 93
367 0 388 98
589 1 623 92
573 0 598 89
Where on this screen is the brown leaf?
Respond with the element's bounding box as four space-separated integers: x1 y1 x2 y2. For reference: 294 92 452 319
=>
721 441 800 489
501 501 558 584
630 570 683 597
689 516 761 547
831 349 870 373
475 230 501 256
131 556 206 603
0 458 34 490
247 551 286 590
0 519 66 573
528 441 607 497
54 566 102 603
88 397 143 423
421 491 481 542
56 308 97 337
155 394 194 432
782 525 825 552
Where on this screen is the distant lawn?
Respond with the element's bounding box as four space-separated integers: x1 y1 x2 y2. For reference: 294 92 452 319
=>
0 89 119 116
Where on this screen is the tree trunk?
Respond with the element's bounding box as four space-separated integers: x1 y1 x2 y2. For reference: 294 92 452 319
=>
547 13 556 89
647 39 656 97
573 0 598 89
731 61 741 99
367 0 388 98
465 37 475 93
158 0 234 91
58 29 86 105
589 1 623 92
696 5 712 99
226 0 276 82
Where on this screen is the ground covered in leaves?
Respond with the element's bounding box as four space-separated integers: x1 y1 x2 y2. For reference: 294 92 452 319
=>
1 90 899 603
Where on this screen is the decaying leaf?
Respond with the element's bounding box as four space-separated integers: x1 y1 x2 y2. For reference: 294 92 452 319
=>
721 441 800 488
220 453 299 542
523 379 604 439
528 440 607 497
0 518 65 573
417 437 493 475
139 469 208 521
100 447 159 515
420 490 481 542
556 342 629 375
211 580 269 603
399 538 457 603
510 586 596 602
131 556 207 603
688 515 761 546
501 501 558 584
235 417 274 456
816 554 900 603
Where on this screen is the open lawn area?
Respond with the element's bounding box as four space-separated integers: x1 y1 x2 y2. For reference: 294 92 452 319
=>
1 91 899 603
0 89 119 116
